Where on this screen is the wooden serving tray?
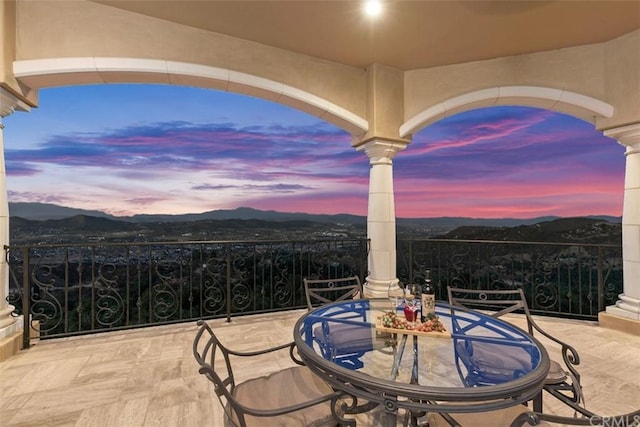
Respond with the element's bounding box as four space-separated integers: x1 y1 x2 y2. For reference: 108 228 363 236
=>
375 316 451 339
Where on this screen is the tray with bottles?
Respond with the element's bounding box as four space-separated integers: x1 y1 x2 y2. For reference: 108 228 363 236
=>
375 311 451 339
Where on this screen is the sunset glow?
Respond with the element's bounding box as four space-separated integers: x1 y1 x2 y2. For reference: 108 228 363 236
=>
3 84 624 219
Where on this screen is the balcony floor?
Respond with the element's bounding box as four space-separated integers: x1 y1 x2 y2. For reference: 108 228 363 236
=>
1 309 639 426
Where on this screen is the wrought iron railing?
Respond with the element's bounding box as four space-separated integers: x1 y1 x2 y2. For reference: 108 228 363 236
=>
397 239 622 319
6 238 622 347
6 239 369 347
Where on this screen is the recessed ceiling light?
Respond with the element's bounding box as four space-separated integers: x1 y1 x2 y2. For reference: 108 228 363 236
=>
364 0 383 18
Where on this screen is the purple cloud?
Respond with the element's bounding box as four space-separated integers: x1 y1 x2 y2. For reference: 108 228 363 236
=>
8 190 74 206
5 162 41 176
396 107 623 183
5 120 357 180
192 183 314 193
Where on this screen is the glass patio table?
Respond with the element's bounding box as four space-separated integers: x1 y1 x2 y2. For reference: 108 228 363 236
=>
293 298 550 427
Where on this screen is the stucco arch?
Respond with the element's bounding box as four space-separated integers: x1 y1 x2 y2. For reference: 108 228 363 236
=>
13 57 369 138
400 86 614 138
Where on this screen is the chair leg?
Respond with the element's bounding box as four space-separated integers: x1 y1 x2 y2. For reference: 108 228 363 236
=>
533 391 543 412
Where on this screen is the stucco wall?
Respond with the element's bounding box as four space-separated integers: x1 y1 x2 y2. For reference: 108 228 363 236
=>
0 0 18 93
404 30 639 132
602 30 640 130
362 64 407 144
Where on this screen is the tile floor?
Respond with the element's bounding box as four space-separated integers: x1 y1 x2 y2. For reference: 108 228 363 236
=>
1 309 639 426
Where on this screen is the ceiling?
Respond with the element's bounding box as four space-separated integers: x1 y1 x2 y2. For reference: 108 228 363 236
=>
92 0 640 70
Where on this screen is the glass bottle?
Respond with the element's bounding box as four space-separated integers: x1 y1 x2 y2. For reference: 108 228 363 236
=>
414 282 422 321
421 270 435 322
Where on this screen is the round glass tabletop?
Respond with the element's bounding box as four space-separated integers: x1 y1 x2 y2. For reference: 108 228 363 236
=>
294 298 550 423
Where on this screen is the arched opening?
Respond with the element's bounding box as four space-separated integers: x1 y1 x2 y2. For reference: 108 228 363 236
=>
395 105 624 219
393 105 624 319
4 83 369 217
2 82 373 341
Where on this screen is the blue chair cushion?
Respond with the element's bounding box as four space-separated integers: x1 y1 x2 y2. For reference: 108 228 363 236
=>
456 340 533 385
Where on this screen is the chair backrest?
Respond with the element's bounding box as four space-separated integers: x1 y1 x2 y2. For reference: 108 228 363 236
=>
447 286 535 335
192 320 242 426
448 286 585 410
303 276 363 310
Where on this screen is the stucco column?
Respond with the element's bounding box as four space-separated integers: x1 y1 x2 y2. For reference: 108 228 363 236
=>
604 123 640 321
357 139 408 298
0 87 23 357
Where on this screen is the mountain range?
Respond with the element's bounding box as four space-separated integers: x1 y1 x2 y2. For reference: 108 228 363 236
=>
7 203 623 245
438 216 622 244
7 202 622 228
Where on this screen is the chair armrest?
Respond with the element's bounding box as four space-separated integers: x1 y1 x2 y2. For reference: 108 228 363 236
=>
226 341 307 366
528 318 581 380
226 341 296 358
289 344 306 366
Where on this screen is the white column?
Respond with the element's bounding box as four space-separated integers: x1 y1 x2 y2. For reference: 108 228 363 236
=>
356 139 408 298
604 123 640 320
0 88 26 350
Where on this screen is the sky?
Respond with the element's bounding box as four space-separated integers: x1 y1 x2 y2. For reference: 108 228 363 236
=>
2 84 625 219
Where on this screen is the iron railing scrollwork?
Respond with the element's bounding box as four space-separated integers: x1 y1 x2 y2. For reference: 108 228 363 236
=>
6 238 369 347
396 239 621 319
6 237 621 347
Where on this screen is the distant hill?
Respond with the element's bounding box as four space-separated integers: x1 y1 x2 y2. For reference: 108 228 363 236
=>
126 206 366 225
9 213 366 245
9 202 116 221
8 202 622 228
436 217 622 244
9 214 336 233
8 204 622 245
8 203 365 225
10 215 139 233
396 214 623 228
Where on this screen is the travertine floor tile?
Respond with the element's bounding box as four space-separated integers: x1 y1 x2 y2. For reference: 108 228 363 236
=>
74 397 150 427
1 309 638 427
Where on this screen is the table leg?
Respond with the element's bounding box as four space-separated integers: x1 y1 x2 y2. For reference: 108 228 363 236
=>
411 335 419 384
385 412 398 427
390 334 408 379
408 335 427 426
389 335 425 426
383 395 400 427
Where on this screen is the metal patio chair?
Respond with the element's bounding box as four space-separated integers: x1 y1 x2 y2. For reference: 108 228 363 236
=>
192 319 346 427
447 286 586 416
303 276 380 370
304 276 364 309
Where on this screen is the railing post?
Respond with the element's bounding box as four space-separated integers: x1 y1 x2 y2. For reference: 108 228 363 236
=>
226 242 231 323
21 247 30 349
361 239 369 283
597 246 604 312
